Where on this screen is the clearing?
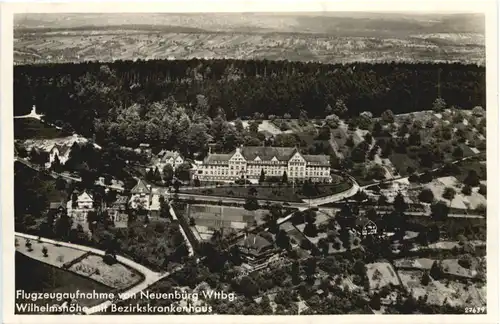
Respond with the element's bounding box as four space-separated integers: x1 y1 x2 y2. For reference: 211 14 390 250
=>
366 262 400 290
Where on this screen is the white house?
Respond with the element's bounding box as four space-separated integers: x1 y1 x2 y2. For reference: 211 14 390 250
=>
154 150 184 172
76 191 94 209
129 179 152 210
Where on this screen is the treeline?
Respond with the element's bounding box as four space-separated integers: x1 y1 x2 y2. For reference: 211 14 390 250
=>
15 59 485 123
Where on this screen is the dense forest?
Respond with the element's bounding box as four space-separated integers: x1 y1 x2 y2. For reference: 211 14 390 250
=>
14 59 485 153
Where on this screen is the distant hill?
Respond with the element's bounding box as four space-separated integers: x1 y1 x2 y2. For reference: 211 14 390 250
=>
14 12 485 65
14 12 485 36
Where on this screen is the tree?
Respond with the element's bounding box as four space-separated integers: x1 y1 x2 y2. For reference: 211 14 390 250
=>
472 106 485 117
175 162 192 182
304 222 318 237
431 201 449 221
452 146 464 159
462 185 472 196
162 164 174 183
418 188 435 203
42 246 48 257
381 109 394 124
430 261 443 279
421 271 430 286
55 177 66 190
367 164 386 180
259 169 266 184
244 196 259 211
458 254 474 269
442 187 456 201
334 99 348 117
370 293 382 310
432 97 446 112
281 171 288 184
478 184 486 196
464 170 480 187
394 192 408 213
325 114 340 129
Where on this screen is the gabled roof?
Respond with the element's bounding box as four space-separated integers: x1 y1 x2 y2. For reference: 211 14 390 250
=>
240 146 298 161
302 154 330 165
356 217 376 228
204 153 232 164
131 179 151 194
78 191 93 202
160 150 182 162
237 233 273 253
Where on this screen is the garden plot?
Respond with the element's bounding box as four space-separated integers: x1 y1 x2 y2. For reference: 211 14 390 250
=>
424 176 486 209
398 270 485 307
69 254 141 290
366 262 400 290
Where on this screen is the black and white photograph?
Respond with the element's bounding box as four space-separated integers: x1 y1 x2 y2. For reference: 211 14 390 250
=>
3 0 498 321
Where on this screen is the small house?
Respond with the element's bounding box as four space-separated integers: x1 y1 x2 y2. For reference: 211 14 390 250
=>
356 217 378 237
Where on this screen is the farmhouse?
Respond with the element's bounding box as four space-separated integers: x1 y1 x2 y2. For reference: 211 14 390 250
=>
197 145 331 183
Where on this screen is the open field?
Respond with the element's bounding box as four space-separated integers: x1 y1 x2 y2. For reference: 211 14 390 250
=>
14 118 68 140
15 13 484 65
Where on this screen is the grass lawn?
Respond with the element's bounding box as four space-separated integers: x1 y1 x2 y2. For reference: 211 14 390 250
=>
15 238 87 268
181 182 351 203
14 118 68 140
15 252 113 311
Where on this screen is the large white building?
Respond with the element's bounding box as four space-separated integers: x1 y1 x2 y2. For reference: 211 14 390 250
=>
197 145 331 183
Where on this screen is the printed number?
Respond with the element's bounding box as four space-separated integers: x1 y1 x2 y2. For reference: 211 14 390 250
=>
465 307 486 314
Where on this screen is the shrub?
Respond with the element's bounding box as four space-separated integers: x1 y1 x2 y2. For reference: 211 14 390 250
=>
103 253 117 265
42 246 48 257
418 188 435 203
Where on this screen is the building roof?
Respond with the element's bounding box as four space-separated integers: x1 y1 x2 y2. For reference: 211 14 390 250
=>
302 154 330 165
203 146 330 165
131 179 151 194
240 146 298 161
356 217 376 228
237 233 273 254
78 191 94 202
159 150 182 162
49 202 66 210
204 153 233 164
